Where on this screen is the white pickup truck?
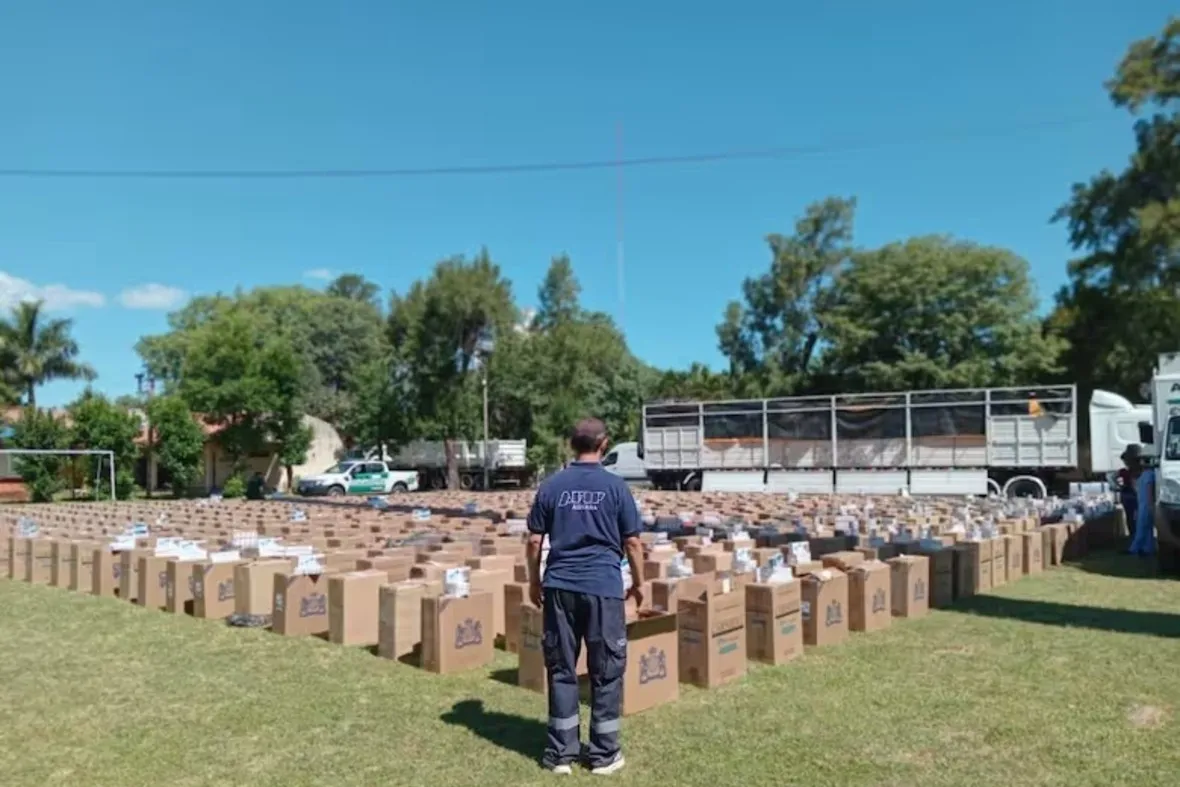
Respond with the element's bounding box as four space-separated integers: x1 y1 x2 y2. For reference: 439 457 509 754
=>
295 460 419 498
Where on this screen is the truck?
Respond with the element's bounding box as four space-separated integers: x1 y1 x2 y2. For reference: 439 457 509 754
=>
1130 353 1180 572
639 384 1145 497
352 439 532 491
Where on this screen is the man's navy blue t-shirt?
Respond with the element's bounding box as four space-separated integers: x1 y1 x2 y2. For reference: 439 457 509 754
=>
527 461 641 599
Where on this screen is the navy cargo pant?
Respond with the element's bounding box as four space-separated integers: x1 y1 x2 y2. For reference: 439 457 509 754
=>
542 588 627 769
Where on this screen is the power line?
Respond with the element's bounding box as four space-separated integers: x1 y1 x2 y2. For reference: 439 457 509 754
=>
0 115 1104 181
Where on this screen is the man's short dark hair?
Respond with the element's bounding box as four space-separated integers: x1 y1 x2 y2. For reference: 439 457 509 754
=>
570 417 607 454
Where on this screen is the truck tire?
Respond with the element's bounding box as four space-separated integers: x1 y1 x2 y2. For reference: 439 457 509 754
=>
327 485 345 497
391 482 408 494
459 473 476 491
685 475 702 492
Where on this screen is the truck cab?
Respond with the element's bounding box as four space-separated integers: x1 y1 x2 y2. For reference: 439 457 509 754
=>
1134 352 1180 573
602 441 647 483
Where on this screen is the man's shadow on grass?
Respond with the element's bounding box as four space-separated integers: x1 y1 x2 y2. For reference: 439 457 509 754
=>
440 699 546 762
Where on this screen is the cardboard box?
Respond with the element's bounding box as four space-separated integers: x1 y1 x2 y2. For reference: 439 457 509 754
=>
953 541 992 598
503 582 531 653
49 540 73 587
26 539 54 584
469 568 511 641
421 591 495 674
328 570 386 646
991 538 1008 587
623 611 679 716
802 569 848 647
678 576 746 688
119 549 148 601
163 558 203 614
917 548 955 608
234 559 293 617
6 536 28 580
91 548 123 598
273 572 331 637
1042 525 1068 567
68 543 97 592
377 580 442 660
1004 534 1024 581
136 555 172 610
847 560 892 633
517 604 589 694
745 579 802 665
1022 532 1044 575
193 561 241 619
887 555 929 619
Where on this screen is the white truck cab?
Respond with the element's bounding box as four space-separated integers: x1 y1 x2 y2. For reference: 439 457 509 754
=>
296 460 419 498
1132 353 1180 570
602 441 647 483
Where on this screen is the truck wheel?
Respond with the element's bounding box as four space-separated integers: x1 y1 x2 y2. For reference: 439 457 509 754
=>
391 482 408 494
430 473 447 490
327 485 345 497
459 473 475 491
685 475 702 492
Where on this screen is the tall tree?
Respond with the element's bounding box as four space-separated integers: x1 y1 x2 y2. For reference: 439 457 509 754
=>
532 255 582 331
717 197 856 396
1050 17 1180 394
9 407 69 502
822 237 1064 391
0 300 95 407
69 391 141 500
146 395 207 497
326 273 381 308
392 250 516 488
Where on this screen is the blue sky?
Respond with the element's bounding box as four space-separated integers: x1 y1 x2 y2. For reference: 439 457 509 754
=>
0 2 1172 407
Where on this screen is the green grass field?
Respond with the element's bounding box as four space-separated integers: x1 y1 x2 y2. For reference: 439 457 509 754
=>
1 555 1179 786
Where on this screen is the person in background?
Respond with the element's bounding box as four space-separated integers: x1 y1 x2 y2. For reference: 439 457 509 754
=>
526 417 644 776
1129 455 1157 557
1118 444 1142 544
245 471 267 501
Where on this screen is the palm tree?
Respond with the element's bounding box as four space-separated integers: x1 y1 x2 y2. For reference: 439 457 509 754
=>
0 300 96 407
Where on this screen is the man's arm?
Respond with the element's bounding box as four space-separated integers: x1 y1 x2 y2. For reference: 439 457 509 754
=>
619 487 644 591
526 488 549 589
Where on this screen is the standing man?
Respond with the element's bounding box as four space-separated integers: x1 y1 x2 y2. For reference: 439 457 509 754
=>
526 417 644 776
1118 444 1142 542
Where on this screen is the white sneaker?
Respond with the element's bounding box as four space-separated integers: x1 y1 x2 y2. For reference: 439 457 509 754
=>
546 763 573 775
591 754 625 775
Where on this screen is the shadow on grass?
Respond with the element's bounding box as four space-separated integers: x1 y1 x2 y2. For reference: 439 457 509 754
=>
440 699 545 762
1066 550 1180 581
951 593 1180 639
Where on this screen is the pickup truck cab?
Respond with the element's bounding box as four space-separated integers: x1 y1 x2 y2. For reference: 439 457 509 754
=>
296 460 419 497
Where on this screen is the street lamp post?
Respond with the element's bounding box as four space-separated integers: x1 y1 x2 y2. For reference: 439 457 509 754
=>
475 335 495 492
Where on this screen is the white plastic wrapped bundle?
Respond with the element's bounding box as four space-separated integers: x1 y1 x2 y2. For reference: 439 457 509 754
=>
787 541 812 565
668 552 694 579
732 548 757 574
444 567 471 597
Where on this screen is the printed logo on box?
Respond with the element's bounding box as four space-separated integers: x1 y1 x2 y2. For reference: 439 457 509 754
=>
158 571 169 589
717 635 740 655
872 588 888 614
913 579 926 602
454 618 484 649
825 600 843 627
780 621 797 636
638 647 667 685
112 564 122 581
299 593 327 618
188 576 197 596
217 579 234 602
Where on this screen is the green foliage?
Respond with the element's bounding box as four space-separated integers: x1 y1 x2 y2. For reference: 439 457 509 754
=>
221 475 245 499
0 300 96 407
146 395 206 497
9 408 69 502
68 391 141 500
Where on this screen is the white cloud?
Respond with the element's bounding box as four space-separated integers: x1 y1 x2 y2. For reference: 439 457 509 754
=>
0 271 106 311
303 268 334 281
119 283 187 310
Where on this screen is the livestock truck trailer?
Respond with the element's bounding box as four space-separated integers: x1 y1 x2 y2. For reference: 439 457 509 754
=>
639 384 1146 498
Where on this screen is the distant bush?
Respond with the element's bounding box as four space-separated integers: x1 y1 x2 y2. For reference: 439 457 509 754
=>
222 475 246 499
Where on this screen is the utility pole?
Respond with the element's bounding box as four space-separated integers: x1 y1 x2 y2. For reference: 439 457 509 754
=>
482 371 490 491
137 372 157 494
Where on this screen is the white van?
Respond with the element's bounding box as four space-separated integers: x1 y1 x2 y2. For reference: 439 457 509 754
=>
603 442 647 483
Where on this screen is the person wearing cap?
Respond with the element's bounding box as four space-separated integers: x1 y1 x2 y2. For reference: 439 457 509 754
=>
1118 445 1142 544
526 417 644 776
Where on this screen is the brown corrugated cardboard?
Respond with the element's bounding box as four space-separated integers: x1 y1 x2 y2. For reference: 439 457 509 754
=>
234 559 293 616
469 568 511 641
1004 534 1024 581
1022 532 1044 575
377 579 443 660
26 539 53 584
273 572 331 637
91 548 121 597
848 560 891 633
887 554 929 619
953 541 992 598
68 542 97 592
193 561 241 619
517 604 588 694
421 591 495 674
745 579 802 665
136 555 171 610
623 611 679 716
678 577 746 688
49 540 72 587
802 569 848 647
163 558 202 614
328 570 386 646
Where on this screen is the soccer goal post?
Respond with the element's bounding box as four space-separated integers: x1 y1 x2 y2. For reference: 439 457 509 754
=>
0 449 117 502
